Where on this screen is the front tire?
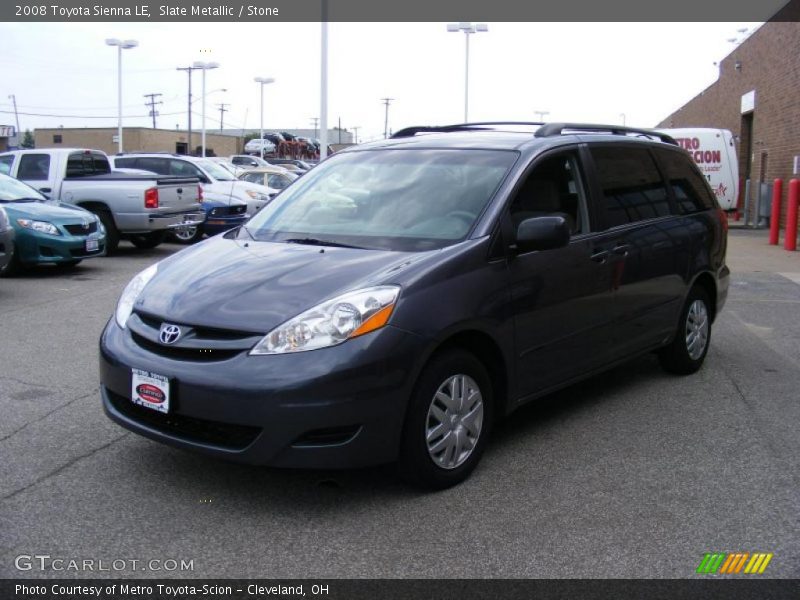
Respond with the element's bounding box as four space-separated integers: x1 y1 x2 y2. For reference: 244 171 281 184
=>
0 245 23 277
398 349 493 490
658 286 712 375
93 210 119 254
129 231 166 249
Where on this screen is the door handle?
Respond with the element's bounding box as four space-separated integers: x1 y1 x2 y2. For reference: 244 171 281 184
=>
39 187 52 193
590 249 609 263
612 243 630 256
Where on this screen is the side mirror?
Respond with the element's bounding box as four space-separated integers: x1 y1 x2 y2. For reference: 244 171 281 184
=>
514 216 570 253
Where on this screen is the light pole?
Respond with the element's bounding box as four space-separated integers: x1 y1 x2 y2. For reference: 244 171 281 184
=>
534 110 549 121
105 38 138 153
619 112 626 126
254 77 275 159
447 22 488 122
381 98 394 139
351 126 360 144
193 61 219 157
320 6 329 160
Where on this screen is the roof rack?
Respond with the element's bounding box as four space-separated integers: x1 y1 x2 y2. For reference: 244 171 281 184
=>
391 121 544 138
535 123 678 145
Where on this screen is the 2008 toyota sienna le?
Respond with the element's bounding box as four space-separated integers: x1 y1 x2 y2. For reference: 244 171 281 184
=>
100 122 729 489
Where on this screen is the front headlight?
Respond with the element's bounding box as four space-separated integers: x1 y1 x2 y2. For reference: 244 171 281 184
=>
96 216 106 235
245 190 269 201
115 264 158 329
250 286 400 355
17 219 60 236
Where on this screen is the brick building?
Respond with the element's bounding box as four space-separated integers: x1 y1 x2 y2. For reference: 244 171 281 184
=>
33 127 243 157
657 1 800 236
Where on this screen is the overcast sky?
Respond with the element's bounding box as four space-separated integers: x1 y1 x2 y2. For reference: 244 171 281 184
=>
0 21 761 142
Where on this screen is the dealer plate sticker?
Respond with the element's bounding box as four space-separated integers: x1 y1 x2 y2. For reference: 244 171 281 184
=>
131 368 170 414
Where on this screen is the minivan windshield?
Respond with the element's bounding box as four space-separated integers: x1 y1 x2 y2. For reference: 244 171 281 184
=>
240 149 516 251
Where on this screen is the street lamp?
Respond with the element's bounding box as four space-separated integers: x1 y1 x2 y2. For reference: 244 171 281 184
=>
254 77 275 159
534 110 549 121
619 112 626 126
105 38 138 153
446 22 488 122
193 61 219 157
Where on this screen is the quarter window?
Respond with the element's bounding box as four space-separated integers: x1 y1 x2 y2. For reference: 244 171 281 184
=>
655 148 717 214
590 146 671 228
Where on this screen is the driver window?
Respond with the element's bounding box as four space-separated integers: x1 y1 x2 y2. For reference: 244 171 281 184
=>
509 154 588 235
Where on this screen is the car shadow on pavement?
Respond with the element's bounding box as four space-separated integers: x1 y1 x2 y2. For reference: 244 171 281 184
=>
119 353 666 506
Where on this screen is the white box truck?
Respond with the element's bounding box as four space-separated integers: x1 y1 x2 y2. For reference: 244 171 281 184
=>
657 128 739 211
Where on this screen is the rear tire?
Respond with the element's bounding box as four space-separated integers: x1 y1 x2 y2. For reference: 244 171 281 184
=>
171 225 203 244
129 231 166 250
398 348 493 490
94 210 119 254
658 287 712 375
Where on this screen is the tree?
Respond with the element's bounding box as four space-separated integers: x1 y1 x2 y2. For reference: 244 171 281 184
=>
20 129 34 149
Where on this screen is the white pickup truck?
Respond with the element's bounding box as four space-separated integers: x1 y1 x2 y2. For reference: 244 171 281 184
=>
0 148 205 252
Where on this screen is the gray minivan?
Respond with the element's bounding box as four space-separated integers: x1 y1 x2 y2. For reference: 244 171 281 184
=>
100 123 729 489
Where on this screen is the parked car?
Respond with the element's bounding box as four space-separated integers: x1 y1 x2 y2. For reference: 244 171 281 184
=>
0 206 13 274
0 172 106 275
172 189 248 244
100 122 729 489
207 157 247 177
0 149 204 253
238 166 298 192
230 155 272 169
243 138 276 156
111 154 276 217
267 158 311 173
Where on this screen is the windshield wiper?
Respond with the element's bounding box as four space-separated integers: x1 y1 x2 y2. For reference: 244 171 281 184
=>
284 237 364 249
4 197 39 203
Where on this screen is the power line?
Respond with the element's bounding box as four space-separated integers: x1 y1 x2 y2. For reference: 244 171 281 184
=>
0 108 185 119
143 92 163 128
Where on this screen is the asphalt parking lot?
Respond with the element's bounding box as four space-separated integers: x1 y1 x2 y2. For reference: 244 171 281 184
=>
1 229 798 579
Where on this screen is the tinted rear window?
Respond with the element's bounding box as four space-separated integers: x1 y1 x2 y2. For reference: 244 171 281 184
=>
590 146 671 228
655 148 717 214
66 152 111 177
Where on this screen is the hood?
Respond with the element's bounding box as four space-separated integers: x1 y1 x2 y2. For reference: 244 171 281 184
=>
2 200 93 222
136 235 437 333
204 179 274 203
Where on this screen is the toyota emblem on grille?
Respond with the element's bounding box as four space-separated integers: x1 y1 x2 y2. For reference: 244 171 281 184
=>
159 323 182 345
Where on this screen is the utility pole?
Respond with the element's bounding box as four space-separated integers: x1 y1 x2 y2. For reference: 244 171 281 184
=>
7 94 21 145
381 98 394 139
351 126 360 144
177 65 200 154
310 117 319 139
143 92 163 128
217 103 229 132
338 116 341 144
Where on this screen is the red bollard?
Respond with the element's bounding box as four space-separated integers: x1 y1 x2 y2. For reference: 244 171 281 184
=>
785 179 799 252
769 179 783 245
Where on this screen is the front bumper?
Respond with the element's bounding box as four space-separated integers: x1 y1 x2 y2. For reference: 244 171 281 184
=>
15 229 105 265
203 215 248 236
99 320 427 468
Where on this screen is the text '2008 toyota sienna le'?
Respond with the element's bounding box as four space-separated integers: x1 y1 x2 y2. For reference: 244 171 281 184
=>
100 122 729 489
